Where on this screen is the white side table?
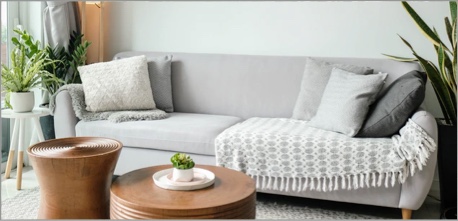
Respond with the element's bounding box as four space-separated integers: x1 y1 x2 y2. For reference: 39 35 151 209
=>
2 108 50 190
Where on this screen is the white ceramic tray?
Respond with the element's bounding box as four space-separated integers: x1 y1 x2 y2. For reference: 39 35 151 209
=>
152 168 215 191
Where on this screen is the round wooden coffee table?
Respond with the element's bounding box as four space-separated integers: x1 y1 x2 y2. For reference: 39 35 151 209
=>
110 165 256 219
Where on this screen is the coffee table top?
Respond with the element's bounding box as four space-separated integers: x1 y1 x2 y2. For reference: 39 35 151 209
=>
111 165 256 214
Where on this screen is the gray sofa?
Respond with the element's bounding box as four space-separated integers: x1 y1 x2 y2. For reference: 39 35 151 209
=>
53 51 437 218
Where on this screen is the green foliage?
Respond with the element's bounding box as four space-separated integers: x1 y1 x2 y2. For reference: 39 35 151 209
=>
170 153 195 170
1 28 62 108
384 1 457 126
43 31 91 95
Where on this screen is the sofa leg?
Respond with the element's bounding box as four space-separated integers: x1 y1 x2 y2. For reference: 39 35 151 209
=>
401 208 412 219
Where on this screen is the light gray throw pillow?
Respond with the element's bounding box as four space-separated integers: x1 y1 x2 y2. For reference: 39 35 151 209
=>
147 55 174 112
308 68 387 137
79 55 156 112
292 58 373 120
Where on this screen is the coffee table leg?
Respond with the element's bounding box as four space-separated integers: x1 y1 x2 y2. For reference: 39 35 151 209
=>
5 118 19 179
16 119 25 190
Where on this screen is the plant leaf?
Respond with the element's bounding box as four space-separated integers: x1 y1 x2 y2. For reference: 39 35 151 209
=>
445 17 454 47
451 1 457 23
416 53 457 125
402 1 451 53
382 53 418 62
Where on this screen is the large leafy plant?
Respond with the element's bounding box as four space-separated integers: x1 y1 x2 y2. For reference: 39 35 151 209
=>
384 1 457 126
1 29 61 107
43 31 91 96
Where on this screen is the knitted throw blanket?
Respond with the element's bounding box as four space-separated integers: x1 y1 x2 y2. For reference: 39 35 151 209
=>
49 84 168 123
215 118 436 192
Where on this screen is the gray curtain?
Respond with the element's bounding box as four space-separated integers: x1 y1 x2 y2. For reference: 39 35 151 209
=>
43 1 81 49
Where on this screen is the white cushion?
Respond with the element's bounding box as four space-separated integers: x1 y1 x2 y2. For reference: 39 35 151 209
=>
79 55 156 112
75 112 242 156
308 68 387 136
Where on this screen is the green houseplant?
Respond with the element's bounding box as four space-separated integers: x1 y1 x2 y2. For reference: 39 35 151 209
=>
384 1 457 126
384 2 457 217
42 31 91 97
38 31 90 140
170 153 195 182
1 29 60 112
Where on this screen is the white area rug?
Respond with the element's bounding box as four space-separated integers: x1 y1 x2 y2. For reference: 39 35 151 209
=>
1 186 391 219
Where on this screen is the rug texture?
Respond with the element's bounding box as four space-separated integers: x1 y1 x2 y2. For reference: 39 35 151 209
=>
1 187 386 219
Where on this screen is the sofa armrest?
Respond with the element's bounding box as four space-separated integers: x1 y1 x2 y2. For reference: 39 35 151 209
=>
398 109 438 210
53 90 79 138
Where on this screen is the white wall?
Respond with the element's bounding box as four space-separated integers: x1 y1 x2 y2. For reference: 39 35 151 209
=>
104 1 450 118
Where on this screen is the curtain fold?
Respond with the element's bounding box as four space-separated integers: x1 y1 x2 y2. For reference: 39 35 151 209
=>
43 1 81 49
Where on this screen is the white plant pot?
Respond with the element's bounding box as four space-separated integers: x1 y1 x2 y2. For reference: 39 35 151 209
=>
172 168 194 182
10 91 35 113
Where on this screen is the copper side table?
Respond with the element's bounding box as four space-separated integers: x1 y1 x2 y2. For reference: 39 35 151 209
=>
110 165 256 219
27 137 122 219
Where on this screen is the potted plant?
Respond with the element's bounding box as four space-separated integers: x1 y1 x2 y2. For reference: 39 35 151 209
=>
1 28 61 113
38 31 91 140
42 31 91 99
384 2 456 218
170 153 195 182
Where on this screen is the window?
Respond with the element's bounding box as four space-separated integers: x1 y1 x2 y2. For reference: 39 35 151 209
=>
2 1 10 166
1 2 7 65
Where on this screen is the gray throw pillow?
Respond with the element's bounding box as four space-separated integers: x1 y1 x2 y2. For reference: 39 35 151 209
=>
308 68 387 137
356 71 427 137
147 55 174 112
292 58 374 121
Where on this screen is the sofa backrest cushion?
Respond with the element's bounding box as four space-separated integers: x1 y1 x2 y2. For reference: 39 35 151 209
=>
114 51 422 119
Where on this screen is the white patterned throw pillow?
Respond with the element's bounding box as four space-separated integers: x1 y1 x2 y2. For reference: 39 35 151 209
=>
79 55 156 112
308 68 387 137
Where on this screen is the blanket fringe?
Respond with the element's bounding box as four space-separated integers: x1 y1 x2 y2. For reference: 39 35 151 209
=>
252 171 414 192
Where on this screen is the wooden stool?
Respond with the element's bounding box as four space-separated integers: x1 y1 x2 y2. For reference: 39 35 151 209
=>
27 137 122 219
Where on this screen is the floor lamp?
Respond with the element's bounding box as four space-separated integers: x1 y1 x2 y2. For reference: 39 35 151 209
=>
80 1 104 64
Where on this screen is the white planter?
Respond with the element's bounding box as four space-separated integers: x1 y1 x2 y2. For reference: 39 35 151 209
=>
10 91 35 113
172 168 194 182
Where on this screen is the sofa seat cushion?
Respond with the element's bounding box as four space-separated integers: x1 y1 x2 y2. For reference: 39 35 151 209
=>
75 112 242 156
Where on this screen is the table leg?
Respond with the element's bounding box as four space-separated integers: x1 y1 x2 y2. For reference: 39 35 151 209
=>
5 118 19 179
16 119 25 190
32 117 45 142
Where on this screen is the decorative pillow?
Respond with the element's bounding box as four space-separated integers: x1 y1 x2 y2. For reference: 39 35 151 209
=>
308 68 387 137
147 55 174 113
79 55 156 112
292 58 374 121
356 70 427 137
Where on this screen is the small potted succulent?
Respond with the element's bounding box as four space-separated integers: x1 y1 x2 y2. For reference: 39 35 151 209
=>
170 153 195 182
